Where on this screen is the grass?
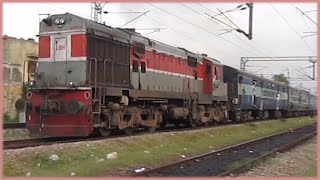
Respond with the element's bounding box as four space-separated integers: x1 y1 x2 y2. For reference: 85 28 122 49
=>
299 139 317 177
3 116 317 177
301 162 317 177
3 113 19 124
3 129 31 140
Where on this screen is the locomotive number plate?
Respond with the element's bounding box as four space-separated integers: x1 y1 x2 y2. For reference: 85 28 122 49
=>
54 37 67 61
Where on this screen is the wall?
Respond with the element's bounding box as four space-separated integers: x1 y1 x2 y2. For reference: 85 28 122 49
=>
3 36 38 118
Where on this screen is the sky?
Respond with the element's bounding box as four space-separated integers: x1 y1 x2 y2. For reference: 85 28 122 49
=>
2 2 318 93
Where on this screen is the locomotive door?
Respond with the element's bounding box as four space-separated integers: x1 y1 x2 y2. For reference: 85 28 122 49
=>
203 60 213 94
54 37 68 86
139 60 147 90
54 37 67 61
131 59 147 90
131 60 140 89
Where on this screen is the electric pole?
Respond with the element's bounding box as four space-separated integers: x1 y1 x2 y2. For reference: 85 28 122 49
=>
91 3 106 23
248 3 253 39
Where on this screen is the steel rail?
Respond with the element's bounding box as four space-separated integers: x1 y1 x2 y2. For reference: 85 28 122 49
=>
3 123 26 129
3 117 314 150
133 123 316 177
217 131 316 176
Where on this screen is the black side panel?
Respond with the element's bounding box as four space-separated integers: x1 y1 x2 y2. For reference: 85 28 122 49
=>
87 34 130 88
223 65 239 99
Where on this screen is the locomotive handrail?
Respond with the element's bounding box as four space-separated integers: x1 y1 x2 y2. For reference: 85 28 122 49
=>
88 57 110 101
88 57 98 99
22 59 38 98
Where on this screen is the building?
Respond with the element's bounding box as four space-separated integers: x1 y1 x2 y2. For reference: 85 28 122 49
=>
3 35 38 119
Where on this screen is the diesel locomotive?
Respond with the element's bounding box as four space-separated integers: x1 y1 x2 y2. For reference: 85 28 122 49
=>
15 13 317 137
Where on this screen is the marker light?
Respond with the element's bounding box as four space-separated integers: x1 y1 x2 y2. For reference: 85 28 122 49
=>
69 81 75 87
54 18 60 25
29 81 36 87
54 17 66 25
59 17 65 24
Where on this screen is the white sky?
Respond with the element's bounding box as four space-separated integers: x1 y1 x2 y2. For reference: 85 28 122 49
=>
3 2 318 93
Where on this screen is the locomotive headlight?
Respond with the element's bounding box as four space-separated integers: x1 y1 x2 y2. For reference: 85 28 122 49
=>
29 81 36 87
59 17 65 24
69 81 75 87
232 98 239 104
54 17 65 25
54 18 60 25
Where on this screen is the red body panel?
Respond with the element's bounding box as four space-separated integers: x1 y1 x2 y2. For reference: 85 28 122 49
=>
26 90 93 137
203 60 213 94
131 49 202 78
39 36 51 58
71 34 87 57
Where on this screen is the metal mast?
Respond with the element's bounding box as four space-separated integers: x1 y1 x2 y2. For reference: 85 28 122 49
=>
91 3 106 23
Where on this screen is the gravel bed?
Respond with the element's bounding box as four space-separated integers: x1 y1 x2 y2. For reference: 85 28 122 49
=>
239 137 317 176
145 125 316 176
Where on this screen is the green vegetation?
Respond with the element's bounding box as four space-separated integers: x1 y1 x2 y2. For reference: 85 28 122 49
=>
3 116 316 177
301 162 317 177
3 112 19 124
272 73 289 85
3 129 31 141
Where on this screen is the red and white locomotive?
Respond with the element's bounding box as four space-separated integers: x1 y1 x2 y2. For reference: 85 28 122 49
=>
16 13 229 137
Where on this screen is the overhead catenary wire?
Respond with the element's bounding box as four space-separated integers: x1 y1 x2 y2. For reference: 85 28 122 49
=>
118 5 207 51
216 8 241 30
180 4 267 57
148 3 261 56
270 4 315 54
295 6 317 26
196 3 269 57
119 10 150 28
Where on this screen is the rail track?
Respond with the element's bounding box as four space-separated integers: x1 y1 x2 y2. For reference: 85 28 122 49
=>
133 123 316 177
3 123 26 129
3 116 313 150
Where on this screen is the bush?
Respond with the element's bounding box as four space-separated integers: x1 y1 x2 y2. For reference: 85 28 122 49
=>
3 112 19 123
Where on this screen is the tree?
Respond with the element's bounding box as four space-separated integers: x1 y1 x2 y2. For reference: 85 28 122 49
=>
272 73 289 85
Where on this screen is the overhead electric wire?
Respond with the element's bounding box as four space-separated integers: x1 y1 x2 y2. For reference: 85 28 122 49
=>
119 10 150 28
119 6 204 48
216 8 241 29
180 3 262 56
204 13 237 29
295 6 317 26
179 3 219 26
270 4 315 54
180 4 266 57
197 3 269 57
148 3 261 56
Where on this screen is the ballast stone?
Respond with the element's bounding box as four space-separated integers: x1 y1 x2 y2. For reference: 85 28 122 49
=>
106 152 118 160
49 154 60 161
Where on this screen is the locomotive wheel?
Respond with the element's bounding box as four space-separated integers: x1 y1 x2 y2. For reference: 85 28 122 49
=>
98 128 112 137
147 127 157 133
124 127 134 136
258 110 264 120
204 121 209 127
160 120 167 129
235 111 241 123
174 123 180 128
187 116 196 128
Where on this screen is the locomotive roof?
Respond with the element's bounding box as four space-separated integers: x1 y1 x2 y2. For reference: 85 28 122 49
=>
224 65 287 86
40 13 222 66
225 65 317 96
